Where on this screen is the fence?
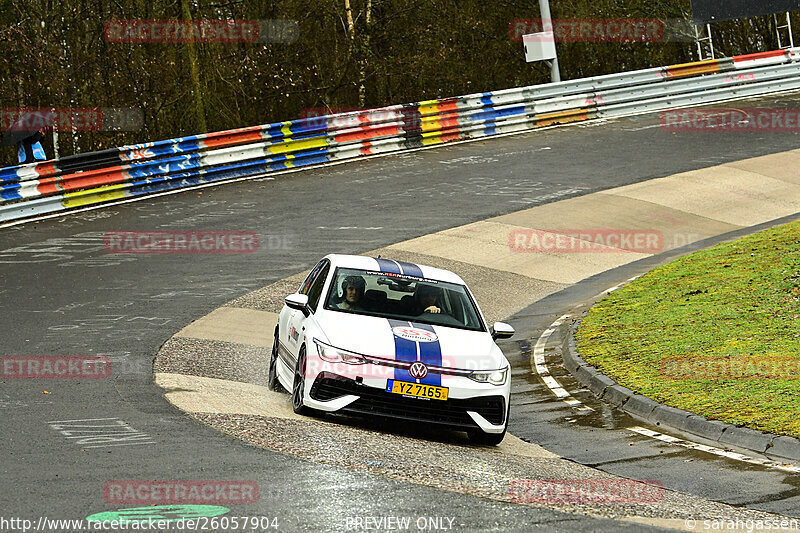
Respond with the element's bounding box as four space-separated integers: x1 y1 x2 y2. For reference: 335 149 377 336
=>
2 49 800 223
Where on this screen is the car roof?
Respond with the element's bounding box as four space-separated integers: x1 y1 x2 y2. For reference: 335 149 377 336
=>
323 254 466 285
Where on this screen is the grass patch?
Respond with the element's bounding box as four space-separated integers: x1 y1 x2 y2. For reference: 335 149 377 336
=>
576 221 800 438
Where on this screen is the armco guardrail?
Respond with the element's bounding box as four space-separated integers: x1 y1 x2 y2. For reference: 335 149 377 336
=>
2 48 800 223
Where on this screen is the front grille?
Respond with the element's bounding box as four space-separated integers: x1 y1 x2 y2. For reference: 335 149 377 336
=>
310 373 506 428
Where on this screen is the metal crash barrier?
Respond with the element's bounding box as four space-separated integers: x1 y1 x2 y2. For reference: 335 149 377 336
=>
2 48 800 223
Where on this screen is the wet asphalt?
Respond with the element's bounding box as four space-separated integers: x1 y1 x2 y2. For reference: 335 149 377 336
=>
2 93 800 530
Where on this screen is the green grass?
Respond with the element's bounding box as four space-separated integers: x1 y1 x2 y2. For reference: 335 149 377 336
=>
576 221 800 438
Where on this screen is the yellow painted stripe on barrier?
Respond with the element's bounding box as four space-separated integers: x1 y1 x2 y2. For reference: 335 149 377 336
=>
420 130 449 145
62 183 128 208
421 118 442 132
664 59 720 78
281 122 293 137
537 108 591 121
418 101 441 115
268 137 329 155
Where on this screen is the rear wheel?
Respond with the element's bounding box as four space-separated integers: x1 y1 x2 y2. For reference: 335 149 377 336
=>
268 327 283 392
292 347 312 415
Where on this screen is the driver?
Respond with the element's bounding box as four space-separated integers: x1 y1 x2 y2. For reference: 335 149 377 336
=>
411 284 442 315
336 275 366 311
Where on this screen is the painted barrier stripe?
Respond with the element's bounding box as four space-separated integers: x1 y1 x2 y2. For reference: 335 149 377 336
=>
628 426 800 474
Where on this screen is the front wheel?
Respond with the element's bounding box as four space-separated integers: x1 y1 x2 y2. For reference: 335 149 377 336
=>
292 347 313 415
268 327 283 392
467 427 506 446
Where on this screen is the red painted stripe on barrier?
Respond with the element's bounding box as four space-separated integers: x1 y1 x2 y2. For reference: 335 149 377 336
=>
34 162 58 178
438 132 462 143
733 50 787 63
201 130 264 149
58 169 129 191
360 142 373 155
334 125 402 143
37 165 129 195
437 115 460 129
434 101 459 114
36 178 61 196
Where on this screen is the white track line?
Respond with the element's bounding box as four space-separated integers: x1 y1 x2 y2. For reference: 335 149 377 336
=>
531 313 594 412
629 426 800 474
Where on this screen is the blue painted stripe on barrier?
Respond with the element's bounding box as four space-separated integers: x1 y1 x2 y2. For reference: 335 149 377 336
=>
469 107 525 123
129 157 275 195
484 124 497 136
480 93 494 106
0 168 21 184
396 261 423 278
0 187 22 201
126 154 203 179
412 322 442 386
388 318 416 383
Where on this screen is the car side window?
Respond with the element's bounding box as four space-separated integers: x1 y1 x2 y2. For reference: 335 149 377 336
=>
306 262 331 312
299 260 327 295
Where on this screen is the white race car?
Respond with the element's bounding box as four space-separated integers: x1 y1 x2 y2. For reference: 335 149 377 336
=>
269 254 515 445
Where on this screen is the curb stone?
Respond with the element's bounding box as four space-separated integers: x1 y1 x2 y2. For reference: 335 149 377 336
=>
563 318 800 463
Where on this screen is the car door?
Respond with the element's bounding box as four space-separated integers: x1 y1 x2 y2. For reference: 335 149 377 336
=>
284 259 330 370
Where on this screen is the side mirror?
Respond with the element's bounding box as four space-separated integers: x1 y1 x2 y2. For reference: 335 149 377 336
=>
491 321 515 340
285 293 310 317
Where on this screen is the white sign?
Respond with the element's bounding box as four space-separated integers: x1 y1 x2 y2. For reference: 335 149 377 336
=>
524 31 557 62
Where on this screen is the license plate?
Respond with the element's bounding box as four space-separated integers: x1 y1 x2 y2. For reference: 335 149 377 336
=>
386 380 449 401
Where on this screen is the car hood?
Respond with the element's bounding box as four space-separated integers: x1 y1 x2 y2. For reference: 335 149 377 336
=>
315 311 506 370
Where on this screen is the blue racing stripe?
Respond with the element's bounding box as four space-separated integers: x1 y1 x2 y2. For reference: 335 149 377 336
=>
396 260 423 278
388 319 416 382
412 322 442 386
375 257 401 274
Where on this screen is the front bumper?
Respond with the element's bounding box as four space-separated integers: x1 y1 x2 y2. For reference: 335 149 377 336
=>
307 371 508 433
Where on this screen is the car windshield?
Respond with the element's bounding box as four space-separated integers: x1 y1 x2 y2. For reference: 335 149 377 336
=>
324 267 485 332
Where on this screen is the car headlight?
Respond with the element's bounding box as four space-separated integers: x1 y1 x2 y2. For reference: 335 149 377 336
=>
313 339 368 365
469 367 508 386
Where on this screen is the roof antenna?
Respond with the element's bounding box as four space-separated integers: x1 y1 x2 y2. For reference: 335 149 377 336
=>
377 254 382 259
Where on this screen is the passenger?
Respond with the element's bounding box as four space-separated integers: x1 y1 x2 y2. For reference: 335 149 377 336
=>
336 275 366 311
411 284 442 315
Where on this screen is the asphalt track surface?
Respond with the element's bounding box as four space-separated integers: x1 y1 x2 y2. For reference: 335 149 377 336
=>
2 93 800 531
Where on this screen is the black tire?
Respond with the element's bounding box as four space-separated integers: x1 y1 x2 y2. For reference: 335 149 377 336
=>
467 427 507 446
268 327 284 392
291 346 312 415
